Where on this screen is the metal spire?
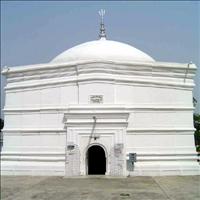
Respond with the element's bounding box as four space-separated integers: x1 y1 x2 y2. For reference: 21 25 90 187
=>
98 9 106 39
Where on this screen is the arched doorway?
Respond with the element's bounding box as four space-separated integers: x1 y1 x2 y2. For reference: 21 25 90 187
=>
87 145 106 175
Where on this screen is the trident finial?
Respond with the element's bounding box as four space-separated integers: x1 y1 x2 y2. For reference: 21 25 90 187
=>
99 9 105 23
98 9 106 39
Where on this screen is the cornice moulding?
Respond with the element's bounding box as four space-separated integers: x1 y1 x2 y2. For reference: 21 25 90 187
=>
2 59 196 75
1 152 65 155
3 128 194 133
4 75 194 91
3 105 194 113
126 152 198 156
5 64 195 86
126 128 195 134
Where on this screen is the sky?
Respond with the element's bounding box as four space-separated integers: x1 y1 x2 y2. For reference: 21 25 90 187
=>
1 1 200 117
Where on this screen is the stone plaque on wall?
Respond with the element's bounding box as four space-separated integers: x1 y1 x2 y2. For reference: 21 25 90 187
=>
90 95 103 104
65 143 80 176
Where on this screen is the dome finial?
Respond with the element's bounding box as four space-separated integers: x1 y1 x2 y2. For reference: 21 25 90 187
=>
98 9 106 39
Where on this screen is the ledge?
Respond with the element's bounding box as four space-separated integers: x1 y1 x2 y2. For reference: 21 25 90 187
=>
3 105 194 112
2 59 196 75
4 74 195 91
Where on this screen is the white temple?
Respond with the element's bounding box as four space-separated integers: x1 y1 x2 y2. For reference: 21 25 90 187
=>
1 11 199 176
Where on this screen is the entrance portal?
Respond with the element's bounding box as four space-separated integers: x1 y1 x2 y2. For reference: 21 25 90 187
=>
87 145 106 175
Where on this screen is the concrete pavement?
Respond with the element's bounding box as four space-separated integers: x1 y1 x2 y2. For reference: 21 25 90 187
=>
1 176 200 200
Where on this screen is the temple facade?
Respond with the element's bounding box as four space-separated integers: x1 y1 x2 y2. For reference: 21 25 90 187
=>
1 13 199 176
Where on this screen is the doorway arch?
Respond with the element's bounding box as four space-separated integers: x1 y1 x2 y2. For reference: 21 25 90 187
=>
87 145 106 175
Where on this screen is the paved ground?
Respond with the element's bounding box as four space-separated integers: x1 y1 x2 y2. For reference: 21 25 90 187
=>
1 176 200 200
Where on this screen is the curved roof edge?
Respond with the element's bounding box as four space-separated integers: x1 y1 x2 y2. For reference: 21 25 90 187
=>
2 60 196 75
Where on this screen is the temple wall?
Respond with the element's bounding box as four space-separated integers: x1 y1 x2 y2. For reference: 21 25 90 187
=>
1 61 199 176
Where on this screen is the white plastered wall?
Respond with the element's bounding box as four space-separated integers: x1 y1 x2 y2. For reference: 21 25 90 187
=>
115 84 193 106
1 61 199 176
79 82 114 104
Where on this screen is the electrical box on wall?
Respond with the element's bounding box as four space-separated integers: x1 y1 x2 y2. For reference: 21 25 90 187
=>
127 153 137 171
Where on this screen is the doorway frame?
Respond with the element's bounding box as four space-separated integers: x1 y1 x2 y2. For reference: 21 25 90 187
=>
85 143 108 175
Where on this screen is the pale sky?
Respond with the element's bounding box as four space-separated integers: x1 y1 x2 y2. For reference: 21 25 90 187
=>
1 1 200 117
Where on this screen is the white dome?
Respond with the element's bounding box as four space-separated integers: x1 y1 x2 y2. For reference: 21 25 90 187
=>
51 39 155 63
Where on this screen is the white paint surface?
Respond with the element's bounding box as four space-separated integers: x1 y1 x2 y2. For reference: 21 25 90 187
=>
51 39 155 63
1 39 199 176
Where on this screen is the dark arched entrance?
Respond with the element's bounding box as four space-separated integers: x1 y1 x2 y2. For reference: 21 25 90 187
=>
87 145 106 175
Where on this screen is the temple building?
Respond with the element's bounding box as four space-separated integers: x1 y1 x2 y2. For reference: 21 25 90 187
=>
1 11 199 176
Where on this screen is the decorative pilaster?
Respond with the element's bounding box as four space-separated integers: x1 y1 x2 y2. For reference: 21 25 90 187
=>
65 143 80 176
110 143 124 176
